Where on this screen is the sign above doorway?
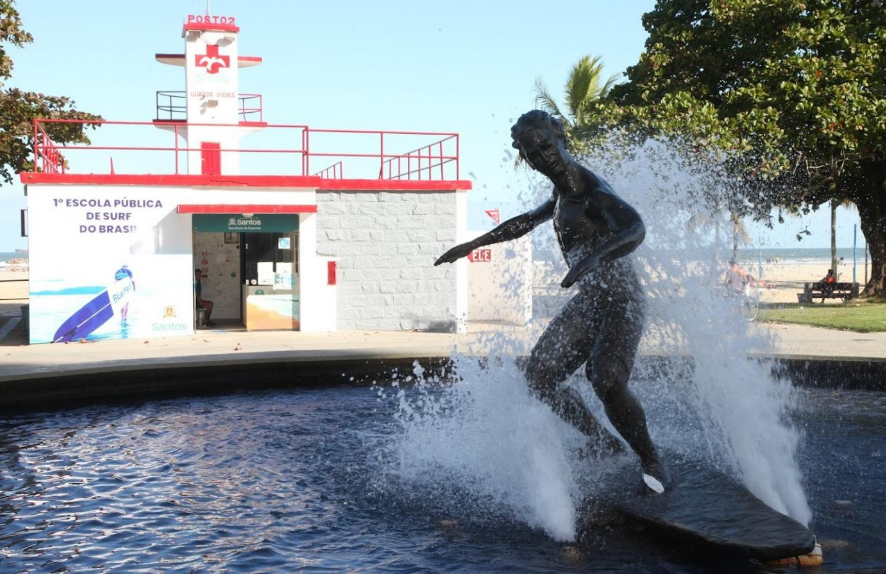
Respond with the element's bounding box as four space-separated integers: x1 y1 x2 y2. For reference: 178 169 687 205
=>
192 214 298 233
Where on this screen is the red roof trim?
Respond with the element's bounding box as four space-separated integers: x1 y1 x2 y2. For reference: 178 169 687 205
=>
20 173 322 188
239 56 262 62
183 22 240 33
317 178 472 191
19 172 473 191
178 204 317 214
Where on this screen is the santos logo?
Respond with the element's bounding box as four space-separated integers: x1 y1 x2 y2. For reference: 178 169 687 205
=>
228 217 262 226
152 322 189 332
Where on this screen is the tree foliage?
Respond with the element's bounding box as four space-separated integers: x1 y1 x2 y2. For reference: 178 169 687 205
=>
0 0 100 184
580 0 886 294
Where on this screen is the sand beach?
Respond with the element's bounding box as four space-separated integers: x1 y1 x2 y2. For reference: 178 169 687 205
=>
746 257 867 304
0 270 28 314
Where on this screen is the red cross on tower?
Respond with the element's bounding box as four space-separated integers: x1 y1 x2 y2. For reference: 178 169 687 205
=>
195 44 230 74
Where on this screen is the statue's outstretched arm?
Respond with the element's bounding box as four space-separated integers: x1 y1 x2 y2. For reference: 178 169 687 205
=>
434 198 554 265
561 194 645 288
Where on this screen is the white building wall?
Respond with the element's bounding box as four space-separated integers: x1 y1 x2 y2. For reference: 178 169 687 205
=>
297 212 337 333
316 190 460 332
26 184 323 342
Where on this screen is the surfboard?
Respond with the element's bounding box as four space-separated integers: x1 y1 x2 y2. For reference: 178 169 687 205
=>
599 454 816 560
52 267 135 343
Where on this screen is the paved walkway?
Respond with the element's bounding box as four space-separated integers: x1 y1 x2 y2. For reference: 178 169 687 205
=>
763 323 886 361
1 320 885 386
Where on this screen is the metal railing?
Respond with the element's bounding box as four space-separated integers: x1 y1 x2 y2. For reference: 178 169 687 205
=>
312 161 343 179
32 119 461 181
155 91 264 123
381 135 458 181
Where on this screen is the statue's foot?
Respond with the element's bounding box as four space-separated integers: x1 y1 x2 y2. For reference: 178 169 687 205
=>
638 458 671 495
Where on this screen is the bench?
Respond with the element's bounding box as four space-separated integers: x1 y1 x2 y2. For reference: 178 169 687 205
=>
797 282 860 304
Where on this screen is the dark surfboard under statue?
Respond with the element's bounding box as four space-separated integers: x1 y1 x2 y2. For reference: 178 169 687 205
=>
583 454 816 560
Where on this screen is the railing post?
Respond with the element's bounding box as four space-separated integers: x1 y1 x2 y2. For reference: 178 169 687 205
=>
379 132 384 179
33 120 38 172
439 142 444 180
174 124 180 175
456 134 460 180
305 128 310 176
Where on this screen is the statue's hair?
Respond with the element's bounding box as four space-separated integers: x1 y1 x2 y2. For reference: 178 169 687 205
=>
511 110 566 144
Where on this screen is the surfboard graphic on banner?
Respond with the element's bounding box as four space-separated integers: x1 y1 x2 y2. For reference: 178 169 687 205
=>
52 267 135 343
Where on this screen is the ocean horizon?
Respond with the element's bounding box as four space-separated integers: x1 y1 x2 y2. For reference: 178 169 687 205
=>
0 251 28 262
735 247 868 263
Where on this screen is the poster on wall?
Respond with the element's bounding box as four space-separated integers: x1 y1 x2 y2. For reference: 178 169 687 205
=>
27 187 195 344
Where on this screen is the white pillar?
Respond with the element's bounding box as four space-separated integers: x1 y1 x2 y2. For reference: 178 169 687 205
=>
455 189 469 333
298 211 336 332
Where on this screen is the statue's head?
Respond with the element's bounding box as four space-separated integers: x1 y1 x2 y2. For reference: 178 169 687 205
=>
511 110 567 172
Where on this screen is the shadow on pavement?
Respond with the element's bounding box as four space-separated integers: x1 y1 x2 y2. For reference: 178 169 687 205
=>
0 317 28 347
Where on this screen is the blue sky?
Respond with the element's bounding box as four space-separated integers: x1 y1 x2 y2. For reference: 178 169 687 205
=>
0 0 862 250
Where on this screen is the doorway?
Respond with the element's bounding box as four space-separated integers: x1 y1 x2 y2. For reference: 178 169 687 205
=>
192 214 301 331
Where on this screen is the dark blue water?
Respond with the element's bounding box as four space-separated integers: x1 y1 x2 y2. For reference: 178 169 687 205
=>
0 386 883 573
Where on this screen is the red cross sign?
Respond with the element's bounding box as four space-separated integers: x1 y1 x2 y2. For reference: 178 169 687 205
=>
195 44 230 74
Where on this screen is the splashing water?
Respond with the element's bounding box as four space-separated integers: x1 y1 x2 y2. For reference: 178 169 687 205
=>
388 138 811 543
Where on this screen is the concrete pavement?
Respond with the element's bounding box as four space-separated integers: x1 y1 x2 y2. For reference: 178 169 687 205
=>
1 320 885 383
0 320 883 407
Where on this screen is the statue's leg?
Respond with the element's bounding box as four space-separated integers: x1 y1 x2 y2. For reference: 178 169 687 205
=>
523 291 621 448
586 298 665 480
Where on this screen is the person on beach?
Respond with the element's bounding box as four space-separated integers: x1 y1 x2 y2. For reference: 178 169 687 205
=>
434 110 667 493
194 269 215 327
725 259 753 295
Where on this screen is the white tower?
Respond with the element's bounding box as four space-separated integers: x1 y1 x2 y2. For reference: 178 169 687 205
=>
155 15 263 176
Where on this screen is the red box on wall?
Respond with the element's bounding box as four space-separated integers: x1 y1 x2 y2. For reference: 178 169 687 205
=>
327 261 337 285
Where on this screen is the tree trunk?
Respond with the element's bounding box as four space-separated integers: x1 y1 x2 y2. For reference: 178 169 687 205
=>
830 200 838 273
733 231 739 263
857 160 886 297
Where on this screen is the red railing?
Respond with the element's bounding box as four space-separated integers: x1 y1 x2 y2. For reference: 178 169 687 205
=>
31 119 460 181
381 135 458 181
155 91 264 123
313 161 343 179
35 121 64 175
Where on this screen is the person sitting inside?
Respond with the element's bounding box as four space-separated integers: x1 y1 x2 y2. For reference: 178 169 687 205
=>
724 259 752 295
194 269 215 327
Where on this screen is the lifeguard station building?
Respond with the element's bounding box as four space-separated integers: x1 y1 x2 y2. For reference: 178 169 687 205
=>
20 15 472 344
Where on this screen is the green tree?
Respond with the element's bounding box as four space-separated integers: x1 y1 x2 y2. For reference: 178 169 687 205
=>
0 0 100 184
534 55 617 148
583 0 886 296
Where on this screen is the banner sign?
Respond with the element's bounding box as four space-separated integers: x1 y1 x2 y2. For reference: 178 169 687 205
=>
27 187 194 344
193 214 298 233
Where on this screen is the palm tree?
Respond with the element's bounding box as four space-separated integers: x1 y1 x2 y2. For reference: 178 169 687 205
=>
534 55 618 129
